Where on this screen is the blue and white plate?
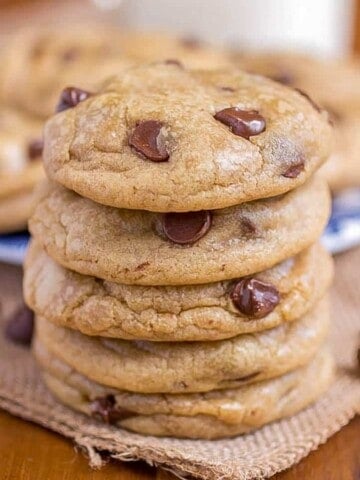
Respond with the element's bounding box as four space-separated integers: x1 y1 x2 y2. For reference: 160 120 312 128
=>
1 188 360 265
323 188 360 254
0 231 29 265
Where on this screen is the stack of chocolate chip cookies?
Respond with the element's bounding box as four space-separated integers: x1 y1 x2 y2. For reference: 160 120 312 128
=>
25 63 334 439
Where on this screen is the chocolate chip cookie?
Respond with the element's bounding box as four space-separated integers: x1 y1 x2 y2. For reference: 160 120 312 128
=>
25 241 333 341
0 107 43 232
29 176 330 285
35 297 329 394
42 63 332 211
0 26 132 119
35 339 334 439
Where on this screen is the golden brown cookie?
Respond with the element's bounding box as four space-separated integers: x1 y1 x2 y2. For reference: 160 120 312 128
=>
35 340 334 439
29 176 331 286
42 63 332 212
24 241 333 341
35 297 329 394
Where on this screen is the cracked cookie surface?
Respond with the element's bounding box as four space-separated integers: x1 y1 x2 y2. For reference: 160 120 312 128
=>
29 176 330 285
35 297 329 394
25 241 333 341
42 63 332 211
34 340 333 439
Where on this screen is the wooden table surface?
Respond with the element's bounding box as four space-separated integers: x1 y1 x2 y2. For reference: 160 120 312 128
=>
1 252 359 480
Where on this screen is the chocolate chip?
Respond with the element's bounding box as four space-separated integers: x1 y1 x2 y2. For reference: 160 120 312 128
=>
56 86 92 113
90 395 134 424
181 37 201 49
214 108 266 139
282 161 305 178
5 305 34 346
164 59 183 68
241 218 257 235
294 88 322 113
162 211 212 244
219 86 236 92
27 138 43 160
230 278 280 318
129 120 169 162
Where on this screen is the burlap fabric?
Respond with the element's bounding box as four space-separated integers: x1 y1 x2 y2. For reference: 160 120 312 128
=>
0 248 359 480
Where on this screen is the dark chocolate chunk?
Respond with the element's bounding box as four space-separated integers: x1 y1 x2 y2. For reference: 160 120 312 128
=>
129 120 169 162
27 138 43 160
214 107 266 139
56 87 92 113
5 305 34 346
90 395 134 424
230 278 280 318
162 211 212 244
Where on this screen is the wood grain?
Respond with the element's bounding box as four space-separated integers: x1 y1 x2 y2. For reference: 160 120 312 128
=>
0 410 358 480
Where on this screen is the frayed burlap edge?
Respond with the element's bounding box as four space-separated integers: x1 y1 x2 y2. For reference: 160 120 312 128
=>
0 247 360 480
0 369 359 480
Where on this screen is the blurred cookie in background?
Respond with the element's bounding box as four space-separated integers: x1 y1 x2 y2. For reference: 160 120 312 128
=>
0 25 132 119
0 26 231 120
235 51 360 192
0 107 43 233
117 31 232 69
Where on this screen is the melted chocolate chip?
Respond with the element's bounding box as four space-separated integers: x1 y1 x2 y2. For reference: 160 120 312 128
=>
129 120 169 162
164 59 183 68
181 37 201 49
282 161 305 178
230 278 280 318
214 107 266 139
5 305 34 346
27 138 43 160
241 218 257 235
219 86 236 92
56 87 92 113
90 395 134 424
294 88 321 113
162 211 212 244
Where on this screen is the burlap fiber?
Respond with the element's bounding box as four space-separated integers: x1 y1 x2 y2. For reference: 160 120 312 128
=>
0 247 359 480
